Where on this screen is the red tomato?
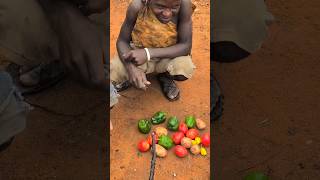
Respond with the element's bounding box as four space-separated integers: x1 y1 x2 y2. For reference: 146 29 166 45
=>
138 140 150 152
178 122 188 134
201 133 210 147
147 134 158 145
172 132 185 145
186 129 199 140
174 145 188 158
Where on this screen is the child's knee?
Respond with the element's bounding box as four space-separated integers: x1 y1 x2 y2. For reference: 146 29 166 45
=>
110 56 128 84
167 56 195 79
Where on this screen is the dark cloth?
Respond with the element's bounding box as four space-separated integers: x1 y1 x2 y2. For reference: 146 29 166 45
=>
211 41 250 63
210 65 223 122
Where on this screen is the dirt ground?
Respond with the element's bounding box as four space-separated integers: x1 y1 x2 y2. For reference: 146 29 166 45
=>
110 0 210 180
213 0 320 179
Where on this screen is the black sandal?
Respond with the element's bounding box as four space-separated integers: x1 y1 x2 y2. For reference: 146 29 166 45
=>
157 73 180 101
6 60 66 96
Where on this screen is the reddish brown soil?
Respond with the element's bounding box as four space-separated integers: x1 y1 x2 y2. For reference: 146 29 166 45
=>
213 0 320 179
110 0 210 179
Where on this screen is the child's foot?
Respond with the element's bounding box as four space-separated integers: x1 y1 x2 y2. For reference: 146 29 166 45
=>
6 61 66 95
157 72 180 101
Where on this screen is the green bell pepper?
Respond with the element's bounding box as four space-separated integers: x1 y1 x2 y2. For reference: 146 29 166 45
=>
151 111 166 124
185 115 196 128
138 119 151 134
158 135 173 149
167 116 179 131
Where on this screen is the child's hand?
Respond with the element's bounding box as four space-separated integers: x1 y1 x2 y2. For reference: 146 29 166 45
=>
51 1 106 89
126 64 151 90
123 49 148 66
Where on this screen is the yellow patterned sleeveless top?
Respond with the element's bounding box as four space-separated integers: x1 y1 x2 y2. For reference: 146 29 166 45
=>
131 6 178 48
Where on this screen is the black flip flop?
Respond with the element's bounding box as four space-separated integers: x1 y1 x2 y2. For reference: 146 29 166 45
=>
5 60 66 96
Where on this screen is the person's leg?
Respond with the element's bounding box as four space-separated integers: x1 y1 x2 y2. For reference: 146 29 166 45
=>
0 0 59 67
155 55 196 101
0 0 61 88
211 41 250 63
0 71 29 152
110 54 131 91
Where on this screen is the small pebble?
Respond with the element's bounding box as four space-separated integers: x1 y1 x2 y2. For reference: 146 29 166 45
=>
134 169 136 172
173 172 177 177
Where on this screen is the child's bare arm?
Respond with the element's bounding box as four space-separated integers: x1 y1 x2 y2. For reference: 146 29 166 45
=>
38 0 107 89
116 0 150 89
116 0 141 64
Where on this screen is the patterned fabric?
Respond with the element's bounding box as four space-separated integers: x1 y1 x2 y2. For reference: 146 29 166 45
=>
131 6 178 48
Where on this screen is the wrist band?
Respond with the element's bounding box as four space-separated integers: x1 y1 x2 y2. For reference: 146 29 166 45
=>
144 48 151 61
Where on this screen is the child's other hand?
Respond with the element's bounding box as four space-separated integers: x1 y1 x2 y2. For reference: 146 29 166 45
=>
123 49 148 66
56 4 106 89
